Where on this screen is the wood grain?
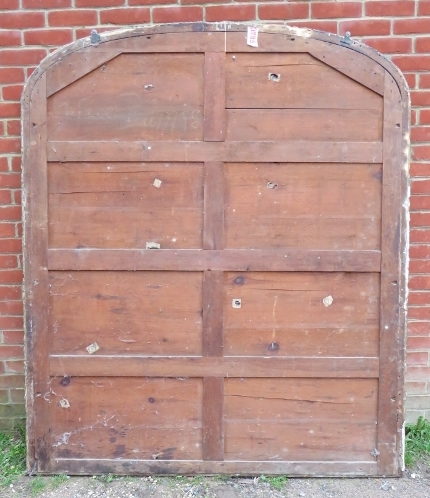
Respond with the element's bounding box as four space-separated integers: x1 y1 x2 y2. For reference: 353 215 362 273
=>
204 52 225 141
225 53 383 110
47 141 383 163
202 378 224 461
203 162 224 250
376 73 406 476
49 356 380 378
49 271 203 356
224 272 380 358
225 163 382 250
47 249 382 272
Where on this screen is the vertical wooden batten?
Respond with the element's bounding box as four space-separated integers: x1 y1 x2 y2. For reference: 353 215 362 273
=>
23 73 51 472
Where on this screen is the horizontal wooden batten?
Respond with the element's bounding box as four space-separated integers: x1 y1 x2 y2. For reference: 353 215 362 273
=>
47 141 383 163
47 249 381 272
49 356 380 378
51 458 377 476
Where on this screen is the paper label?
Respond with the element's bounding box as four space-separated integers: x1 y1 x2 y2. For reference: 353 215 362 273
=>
247 26 259 48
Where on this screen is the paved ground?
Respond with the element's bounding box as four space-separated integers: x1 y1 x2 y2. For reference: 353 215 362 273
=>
2 460 430 498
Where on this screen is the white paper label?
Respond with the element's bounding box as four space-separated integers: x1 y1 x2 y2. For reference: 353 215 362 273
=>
86 342 99 354
247 26 259 48
153 178 162 188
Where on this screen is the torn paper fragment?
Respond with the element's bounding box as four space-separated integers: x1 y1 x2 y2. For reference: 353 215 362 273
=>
247 26 259 47
153 178 162 188
86 342 99 354
146 242 161 249
59 398 70 409
323 295 334 307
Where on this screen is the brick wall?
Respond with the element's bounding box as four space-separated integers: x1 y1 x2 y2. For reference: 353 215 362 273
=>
0 0 429 429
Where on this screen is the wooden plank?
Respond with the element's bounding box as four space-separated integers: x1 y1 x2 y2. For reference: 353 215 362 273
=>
203 162 224 250
202 271 224 356
23 73 51 472
50 377 203 460
47 141 383 163
49 271 203 356
49 356 380 378
224 272 380 358
309 44 385 96
225 53 383 110
376 73 406 476
226 108 383 142
224 378 377 461
225 163 382 251
47 249 382 272
46 49 121 97
50 459 377 476
47 53 204 142
202 378 224 461
48 163 204 249
204 52 225 141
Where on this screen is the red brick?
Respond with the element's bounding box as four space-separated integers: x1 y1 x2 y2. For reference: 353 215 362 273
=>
0 0 19 8
0 206 21 222
129 0 172 4
408 322 430 336
0 256 16 269
421 109 430 124
364 37 412 54
100 8 150 25
0 191 12 205
412 91 430 107
0 12 45 29
0 390 8 403
48 9 98 27
0 69 24 85
411 212 430 227
0 30 21 46
312 2 361 19
410 230 430 243
405 381 428 394
407 351 429 365
258 3 308 20
76 0 123 6
290 20 338 33
0 49 46 66
0 139 20 154
24 29 73 46
9 389 24 403
13 190 21 205
2 86 23 102
0 159 8 172
0 225 16 238
10 157 21 172
0 375 25 389
23 0 71 7
404 73 416 89
0 239 21 253
411 127 430 143
410 245 430 259
409 259 430 272
414 145 430 161
409 275 430 290
411 195 430 210
26 67 37 78
418 0 430 15
417 37 430 54
2 331 24 344
6 121 20 137
152 6 202 23
0 301 22 315
412 109 418 125
0 346 23 360
16 222 21 237
409 307 430 320
394 19 430 35
182 0 223 4
207 4 256 22
0 104 20 119
408 336 430 350
0 174 21 189
340 20 391 37
0 286 22 300
5 361 24 375
420 74 430 89
408 292 430 306
366 1 415 17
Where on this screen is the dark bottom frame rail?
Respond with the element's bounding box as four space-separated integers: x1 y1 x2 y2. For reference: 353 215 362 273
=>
50 459 378 476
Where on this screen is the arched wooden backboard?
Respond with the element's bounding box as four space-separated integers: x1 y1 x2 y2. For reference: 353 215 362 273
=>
22 23 409 477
